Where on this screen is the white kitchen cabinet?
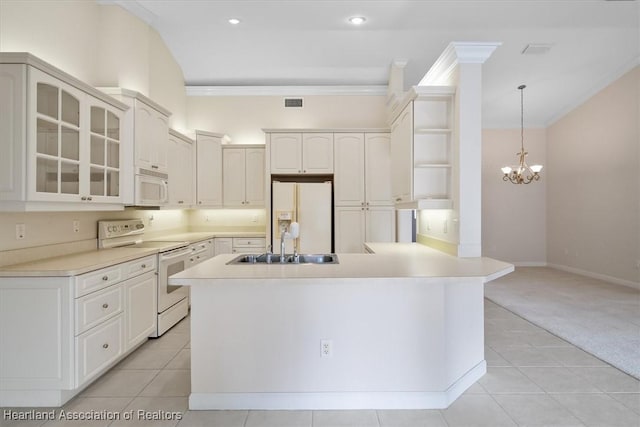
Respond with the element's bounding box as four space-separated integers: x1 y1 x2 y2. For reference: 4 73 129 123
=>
99 88 170 174
124 272 157 350
390 87 455 209
0 253 157 406
335 206 396 253
223 145 265 207
334 132 394 252
168 129 195 207
232 237 266 254
268 132 333 174
334 132 392 207
334 133 365 205
0 54 127 211
189 238 215 266
214 237 233 255
196 130 224 207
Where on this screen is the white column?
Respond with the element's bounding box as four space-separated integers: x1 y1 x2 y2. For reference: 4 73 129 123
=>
420 42 500 257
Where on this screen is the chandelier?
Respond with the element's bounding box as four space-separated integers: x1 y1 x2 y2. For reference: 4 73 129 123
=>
501 84 543 184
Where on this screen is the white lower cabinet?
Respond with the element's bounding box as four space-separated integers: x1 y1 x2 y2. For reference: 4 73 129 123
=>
214 237 232 255
75 314 124 387
0 254 157 407
335 206 396 253
124 272 157 349
214 237 265 256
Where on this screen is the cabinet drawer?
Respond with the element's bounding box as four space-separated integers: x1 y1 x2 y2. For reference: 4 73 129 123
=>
75 284 124 335
75 314 124 387
232 237 265 247
123 255 156 279
75 266 123 297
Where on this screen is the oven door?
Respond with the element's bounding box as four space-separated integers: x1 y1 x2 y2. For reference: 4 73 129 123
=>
135 170 168 206
157 246 191 312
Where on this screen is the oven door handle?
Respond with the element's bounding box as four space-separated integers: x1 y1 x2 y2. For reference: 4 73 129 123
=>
160 248 192 260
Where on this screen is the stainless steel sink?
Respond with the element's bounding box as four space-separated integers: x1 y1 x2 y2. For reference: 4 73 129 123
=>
226 253 339 265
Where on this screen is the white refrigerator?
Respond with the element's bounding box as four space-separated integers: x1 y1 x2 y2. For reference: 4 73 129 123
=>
272 181 332 254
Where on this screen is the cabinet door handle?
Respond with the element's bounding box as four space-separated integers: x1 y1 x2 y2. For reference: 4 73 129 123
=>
198 201 202 204
87 196 92 201
178 200 184 204
81 196 87 201
141 264 146 268
366 202 369 206
303 170 307 173
102 303 109 309
151 165 159 169
395 197 402 202
102 276 109 281
298 170 301 173
102 343 109 349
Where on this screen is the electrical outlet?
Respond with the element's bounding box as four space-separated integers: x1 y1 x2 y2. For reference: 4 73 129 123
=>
73 220 80 233
15 223 25 240
320 340 332 358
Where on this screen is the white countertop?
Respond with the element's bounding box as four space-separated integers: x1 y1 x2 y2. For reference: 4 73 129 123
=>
0 231 266 277
170 242 514 283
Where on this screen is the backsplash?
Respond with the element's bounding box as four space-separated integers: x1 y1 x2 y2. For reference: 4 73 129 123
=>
417 209 459 255
0 208 267 266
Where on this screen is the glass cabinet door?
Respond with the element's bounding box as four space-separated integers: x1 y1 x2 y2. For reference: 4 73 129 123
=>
89 104 120 199
34 80 81 197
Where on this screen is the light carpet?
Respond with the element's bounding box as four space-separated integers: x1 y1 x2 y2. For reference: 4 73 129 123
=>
485 267 640 379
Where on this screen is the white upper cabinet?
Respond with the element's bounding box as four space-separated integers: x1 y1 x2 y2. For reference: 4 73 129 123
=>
195 130 223 207
334 133 365 206
269 133 301 174
390 103 413 204
302 133 334 174
364 133 392 206
134 101 169 172
223 146 265 207
334 132 392 207
268 132 333 174
167 129 195 207
0 54 128 211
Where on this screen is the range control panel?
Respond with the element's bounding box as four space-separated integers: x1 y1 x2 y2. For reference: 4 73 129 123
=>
98 219 146 240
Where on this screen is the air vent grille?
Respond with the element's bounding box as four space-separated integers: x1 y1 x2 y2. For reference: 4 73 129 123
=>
521 44 553 55
284 98 303 108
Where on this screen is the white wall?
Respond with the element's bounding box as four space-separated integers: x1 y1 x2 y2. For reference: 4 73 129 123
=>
546 67 639 285
187 95 387 144
482 129 547 264
0 0 187 128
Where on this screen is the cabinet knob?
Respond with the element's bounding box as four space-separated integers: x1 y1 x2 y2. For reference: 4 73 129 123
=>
102 303 109 309
366 202 369 206
141 264 146 268
190 258 194 262
102 343 109 349
102 276 109 281
87 196 92 201
81 196 87 201
303 170 307 173
198 201 202 204
298 170 301 173
361 207 364 210
395 197 402 202
178 200 183 204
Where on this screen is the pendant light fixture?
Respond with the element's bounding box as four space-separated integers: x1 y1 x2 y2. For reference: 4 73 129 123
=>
501 84 543 184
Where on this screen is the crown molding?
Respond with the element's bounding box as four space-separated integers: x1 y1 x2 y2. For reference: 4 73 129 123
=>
185 85 387 97
97 0 157 25
419 42 502 86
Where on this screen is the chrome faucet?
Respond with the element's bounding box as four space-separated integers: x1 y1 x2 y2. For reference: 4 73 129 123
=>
280 226 287 263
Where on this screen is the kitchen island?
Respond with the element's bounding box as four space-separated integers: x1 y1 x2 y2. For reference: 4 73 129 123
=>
169 243 513 410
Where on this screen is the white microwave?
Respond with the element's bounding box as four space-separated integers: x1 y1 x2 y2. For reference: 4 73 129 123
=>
135 168 169 206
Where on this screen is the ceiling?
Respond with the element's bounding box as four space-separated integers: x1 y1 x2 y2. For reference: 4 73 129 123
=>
106 0 638 128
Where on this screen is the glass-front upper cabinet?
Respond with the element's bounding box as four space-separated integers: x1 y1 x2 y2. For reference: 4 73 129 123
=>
89 102 121 200
28 67 123 204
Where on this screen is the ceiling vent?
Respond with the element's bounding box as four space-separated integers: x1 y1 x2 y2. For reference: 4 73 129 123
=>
521 44 553 55
284 98 303 108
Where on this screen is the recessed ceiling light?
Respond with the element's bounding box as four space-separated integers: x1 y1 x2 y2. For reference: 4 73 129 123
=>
348 16 366 25
228 18 241 25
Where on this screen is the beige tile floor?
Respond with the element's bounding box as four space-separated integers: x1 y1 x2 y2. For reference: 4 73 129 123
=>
2 300 639 427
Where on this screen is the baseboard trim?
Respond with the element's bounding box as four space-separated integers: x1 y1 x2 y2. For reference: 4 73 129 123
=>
512 261 548 267
189 361 486 410
547 263 640 290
